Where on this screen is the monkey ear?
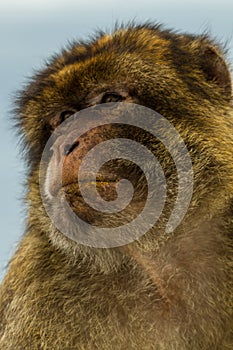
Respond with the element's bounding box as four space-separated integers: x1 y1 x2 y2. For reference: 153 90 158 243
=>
199 44 232 98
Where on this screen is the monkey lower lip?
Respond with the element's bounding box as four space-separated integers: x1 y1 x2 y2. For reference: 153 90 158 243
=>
61 180 118 195
63 179 118 187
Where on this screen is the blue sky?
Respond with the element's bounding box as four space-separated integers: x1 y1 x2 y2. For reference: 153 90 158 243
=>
0 0 233 280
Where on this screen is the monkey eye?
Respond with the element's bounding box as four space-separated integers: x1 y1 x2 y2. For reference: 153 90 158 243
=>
60 110 76 122
49 110 76 130
101 92 125 103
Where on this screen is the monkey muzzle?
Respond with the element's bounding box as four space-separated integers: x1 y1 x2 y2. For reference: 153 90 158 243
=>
43 110 149 226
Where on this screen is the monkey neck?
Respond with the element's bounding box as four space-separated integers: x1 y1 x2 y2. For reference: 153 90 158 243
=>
121 204 232 301
20 198 231 275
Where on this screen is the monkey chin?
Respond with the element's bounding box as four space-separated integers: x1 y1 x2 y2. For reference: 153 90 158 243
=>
44 179 170 275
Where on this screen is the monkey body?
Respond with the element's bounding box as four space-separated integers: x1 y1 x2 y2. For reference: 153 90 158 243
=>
0 23 232 349
1 217 231 350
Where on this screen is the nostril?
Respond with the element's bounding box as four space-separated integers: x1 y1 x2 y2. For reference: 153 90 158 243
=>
64 141 80 156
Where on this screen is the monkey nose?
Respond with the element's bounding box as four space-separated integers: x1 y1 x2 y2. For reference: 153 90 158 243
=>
63 141 80 156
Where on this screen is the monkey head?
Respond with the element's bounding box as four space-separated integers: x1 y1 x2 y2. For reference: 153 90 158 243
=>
16 24 233 267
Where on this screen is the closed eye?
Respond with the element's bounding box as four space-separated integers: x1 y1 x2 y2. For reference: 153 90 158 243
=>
100 92 125 103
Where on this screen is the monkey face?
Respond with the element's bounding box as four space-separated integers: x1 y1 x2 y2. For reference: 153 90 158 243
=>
41 102 176 248
17 25 233 249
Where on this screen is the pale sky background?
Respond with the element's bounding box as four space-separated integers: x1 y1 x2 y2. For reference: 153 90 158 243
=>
0 0 233 280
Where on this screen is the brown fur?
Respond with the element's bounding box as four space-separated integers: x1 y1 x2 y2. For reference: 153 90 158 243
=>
0 23 232 349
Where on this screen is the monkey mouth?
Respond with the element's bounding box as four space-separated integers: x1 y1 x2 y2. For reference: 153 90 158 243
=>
59 176 146 227
62 179 118 190
62 170 121 192
61 178 120 202
62 174 120 188
52 162 148 225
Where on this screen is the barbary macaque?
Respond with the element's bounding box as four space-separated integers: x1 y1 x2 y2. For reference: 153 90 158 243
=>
0 23 232 349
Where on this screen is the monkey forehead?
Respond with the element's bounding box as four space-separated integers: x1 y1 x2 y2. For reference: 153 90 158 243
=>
56 26 171 67
44 27 175 83
48 56 171 92
49 40 172 87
